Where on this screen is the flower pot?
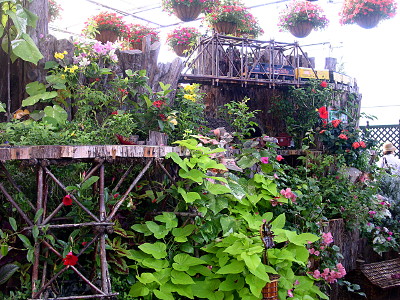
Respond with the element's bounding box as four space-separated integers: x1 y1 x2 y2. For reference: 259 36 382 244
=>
173 3 202 22
95 30 118 44
173 44 192 57
288 21 314 38
213 21 237 35
355 13 381 29
131 41 143 50
262 274 279 300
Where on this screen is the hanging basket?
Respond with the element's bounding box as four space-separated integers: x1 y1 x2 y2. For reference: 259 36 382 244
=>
173 44 192 57
355 13 382 29
173 4 202 22
95 30 118 44
213 21 237 35
288 21 314 38
262 274 280 300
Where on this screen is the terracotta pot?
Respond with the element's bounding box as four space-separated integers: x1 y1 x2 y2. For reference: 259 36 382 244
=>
173 3 202 22
262 274 280 300
131 41 142 50
212 21 237 35
355 13 381 29
288 21 314 38
173 44 191 57
95 30 118 44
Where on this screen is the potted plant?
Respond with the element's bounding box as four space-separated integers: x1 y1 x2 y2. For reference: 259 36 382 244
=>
204 0 248 35
127 24 160 50
236 11 264 38
48 0 62 23
162 0 220 22
166 27 201 57
83 11 128 44
339 0 397 29
278 0 329 38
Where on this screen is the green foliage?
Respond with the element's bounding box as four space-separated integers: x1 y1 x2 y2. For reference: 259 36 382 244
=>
219 97 260 139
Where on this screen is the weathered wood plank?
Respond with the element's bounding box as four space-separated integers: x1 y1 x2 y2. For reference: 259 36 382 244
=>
0 145 185 161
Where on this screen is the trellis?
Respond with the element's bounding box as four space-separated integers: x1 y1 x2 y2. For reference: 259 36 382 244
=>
360 121 400 156
0 144 185 299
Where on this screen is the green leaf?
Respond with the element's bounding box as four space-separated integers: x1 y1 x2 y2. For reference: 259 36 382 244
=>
191 279 221 298
138 242 167 259
172 253 206 272
22 91 58 107
205 182 231 195
11 34 43 64
131 224 152 236
142 258 169 270
179 169 204 183
289 232 319 245
172 224 196 243
34 208 44 223
165 152 188 171
178 188 201 204
8 217 17 231
154 212 178 230
249 264 272 281
129 282 149 297
26 81 46 96
44 60 59 70
46 74 67 90
145 221 169 239
153 289 174 300
0 264 19 285
241 253 262 271
43 105 68 125
219 274 244 291
271 214 286 230
216 260 245 274
171 270 195 285
245 273 265 297
32 225 39 240
137 272 160 284
80 176 99 191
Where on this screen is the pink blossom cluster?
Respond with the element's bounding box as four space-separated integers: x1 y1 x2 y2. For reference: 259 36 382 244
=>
280 187 297 203
128 24 159 44
340 0 397 25
312 263 346 283
166 27 201 47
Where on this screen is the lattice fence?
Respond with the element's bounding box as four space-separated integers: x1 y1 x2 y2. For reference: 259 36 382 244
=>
360 123 400 156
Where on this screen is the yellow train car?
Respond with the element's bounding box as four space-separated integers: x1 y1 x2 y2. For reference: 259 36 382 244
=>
295 67 330 80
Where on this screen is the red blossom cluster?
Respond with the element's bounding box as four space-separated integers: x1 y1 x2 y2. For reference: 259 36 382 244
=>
153 100 165 108
84 12 129 37
166 27 201 47
340 0 397 25
205 1 248 26
127 24 160 44
161 0 220 14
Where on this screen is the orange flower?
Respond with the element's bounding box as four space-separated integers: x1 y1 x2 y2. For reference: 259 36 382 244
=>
338 134 348 140
352 141 360 149
331 119 341 128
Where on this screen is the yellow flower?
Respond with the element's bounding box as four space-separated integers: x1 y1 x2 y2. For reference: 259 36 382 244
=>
61 74 66 79
69 65 79 73
167 115 178 125
54 52 65 59
63 51 68 55
183 94 196 102
64 66 69 72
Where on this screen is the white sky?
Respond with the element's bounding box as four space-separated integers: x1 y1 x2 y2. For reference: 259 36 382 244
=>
51 0 400 126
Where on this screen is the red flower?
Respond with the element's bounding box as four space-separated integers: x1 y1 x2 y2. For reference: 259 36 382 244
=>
62 195 73 206
338 134 348 140
152 100 164 108
320 81 328 88
276 155 284 162
352 142 360 149
319 130 326 134
81 241 88 246
331 119 341 128
318 106 328 119
63 252 78 266
111 111 118 115
359 141 366 148
159 114 167 121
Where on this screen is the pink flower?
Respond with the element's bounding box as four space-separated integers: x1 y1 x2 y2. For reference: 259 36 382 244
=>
280 188 297 203
387 237 392 241
274 173 279 179
260 157 269 164
322 232 333 245
368 211 377 217
287 289 294 297
313 270 321 279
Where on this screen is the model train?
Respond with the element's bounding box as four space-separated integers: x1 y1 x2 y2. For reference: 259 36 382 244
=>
249 63 353 86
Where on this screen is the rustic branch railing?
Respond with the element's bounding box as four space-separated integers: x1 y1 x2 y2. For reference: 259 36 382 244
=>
0 144 185 299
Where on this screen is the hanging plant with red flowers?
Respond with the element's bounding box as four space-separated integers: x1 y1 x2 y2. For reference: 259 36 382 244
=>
48 0 63 23
82 11 129 39
278 0 329 37
339 0 397 27
127 24 160 44
166 27 201 48
204 0 248 28
235 11 264 38
162 0 220 15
